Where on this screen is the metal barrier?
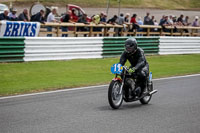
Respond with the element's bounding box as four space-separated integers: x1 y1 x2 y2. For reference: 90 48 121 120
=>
102 37 160 57
159 37 200 55
0 37 25 62
1 36 200 62
24 37 103 61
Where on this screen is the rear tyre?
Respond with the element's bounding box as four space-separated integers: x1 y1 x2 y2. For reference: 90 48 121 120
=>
140 82 153 104
108 80 123 109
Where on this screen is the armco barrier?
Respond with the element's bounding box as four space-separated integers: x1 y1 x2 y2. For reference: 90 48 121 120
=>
1 37 200 62
103 37 160 57
24 37 103 61
0 37 25 62
159 37 200 55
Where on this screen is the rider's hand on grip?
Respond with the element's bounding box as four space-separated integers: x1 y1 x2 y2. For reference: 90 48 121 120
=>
128 67 136 73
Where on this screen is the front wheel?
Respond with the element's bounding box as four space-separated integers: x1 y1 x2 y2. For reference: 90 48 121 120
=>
140 82 153 104
108 80 123 109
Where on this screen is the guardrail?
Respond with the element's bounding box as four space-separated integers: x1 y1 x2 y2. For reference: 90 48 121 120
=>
39 22 200 37
1 36 200 62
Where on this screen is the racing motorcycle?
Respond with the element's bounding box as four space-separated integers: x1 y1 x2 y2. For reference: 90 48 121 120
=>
108 63 157 109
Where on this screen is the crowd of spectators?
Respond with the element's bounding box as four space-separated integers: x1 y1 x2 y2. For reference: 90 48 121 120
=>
0 7 199 36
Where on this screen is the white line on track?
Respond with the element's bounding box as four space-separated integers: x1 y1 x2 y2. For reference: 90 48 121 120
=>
0 74 200 100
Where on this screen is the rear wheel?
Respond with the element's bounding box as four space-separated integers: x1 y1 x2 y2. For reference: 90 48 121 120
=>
108 80 123 109
140 81 153 104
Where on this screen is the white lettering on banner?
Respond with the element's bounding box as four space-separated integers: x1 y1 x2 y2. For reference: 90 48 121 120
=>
0 21 40 37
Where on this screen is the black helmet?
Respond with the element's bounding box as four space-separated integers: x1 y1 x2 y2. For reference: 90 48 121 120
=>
125 38 137 54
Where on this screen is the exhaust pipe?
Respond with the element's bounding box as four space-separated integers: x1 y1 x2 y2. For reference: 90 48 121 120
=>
149 90 158 95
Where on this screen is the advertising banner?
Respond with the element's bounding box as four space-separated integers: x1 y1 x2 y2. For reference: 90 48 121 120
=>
0 21 40 37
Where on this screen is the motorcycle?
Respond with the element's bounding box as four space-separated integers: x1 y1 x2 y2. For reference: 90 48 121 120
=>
108 63 157 109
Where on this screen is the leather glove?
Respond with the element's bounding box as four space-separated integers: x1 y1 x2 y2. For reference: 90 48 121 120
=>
128 67 136 73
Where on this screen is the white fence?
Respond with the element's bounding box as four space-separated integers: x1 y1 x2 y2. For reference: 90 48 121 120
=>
24 37 103 61
159 37 200 55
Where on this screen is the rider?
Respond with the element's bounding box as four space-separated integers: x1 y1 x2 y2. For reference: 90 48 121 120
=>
119 38 149 96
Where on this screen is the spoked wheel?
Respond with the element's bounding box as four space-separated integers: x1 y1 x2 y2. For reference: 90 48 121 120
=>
108 80 123 109
140 81 153 104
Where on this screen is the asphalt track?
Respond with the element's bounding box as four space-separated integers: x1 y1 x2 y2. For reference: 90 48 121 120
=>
0 75 200 133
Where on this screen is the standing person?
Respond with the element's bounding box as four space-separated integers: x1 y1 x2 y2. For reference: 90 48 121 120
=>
123 13 130 32
116 13 125 36
159 16 170 32
124 13 130 23
0 10 10 20
154 20 159 32
137 17 143 35
70 9 78 22
8 8 18 21
47 7 59 37
107 15 118 24
160 15 166 24
130 14 139 31
100 12 107 24
149 16 155 25
61 10 72 37
183 16 190 26
77 14 89 37
167 15 174 25
177 14 184 25
31 10 45 23
18 8 29 22
91 13 101 36
192 16 199 27
144 12 151 25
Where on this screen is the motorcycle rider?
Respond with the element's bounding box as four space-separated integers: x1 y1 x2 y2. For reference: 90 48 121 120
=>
119 38 149 97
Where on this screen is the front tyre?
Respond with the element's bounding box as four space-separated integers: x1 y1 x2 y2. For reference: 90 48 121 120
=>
108 80 123 109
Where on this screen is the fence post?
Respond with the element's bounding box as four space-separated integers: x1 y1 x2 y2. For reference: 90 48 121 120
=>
56 26 59 37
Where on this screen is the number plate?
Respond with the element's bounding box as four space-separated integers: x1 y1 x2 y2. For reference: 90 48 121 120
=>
111 63 123 74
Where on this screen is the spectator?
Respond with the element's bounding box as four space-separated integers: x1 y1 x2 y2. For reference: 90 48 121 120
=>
100 12 107 24
18 8 29 22
107 15 118 24
8 8 18 21
137 17 143 25
160 15 166 24
149 16 155 25
177 14 184 25
154 20 159 32
47 7 59 37
192 16 199 27
183 16 190 26
92 14 100 25
130 14 139 30
31 10 45 23
137 17 143 34
91 14 101 35
159 16 170 32
0 9 10 20
71 8 78 22
144 12 151 25
172 15 177 23
168 15 174 25
77 14 89 37
124 13 130 23
61 10 72 37
116 13 125 36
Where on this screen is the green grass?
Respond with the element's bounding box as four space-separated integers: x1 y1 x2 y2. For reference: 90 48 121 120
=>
3 0 200 9
0 54 200 96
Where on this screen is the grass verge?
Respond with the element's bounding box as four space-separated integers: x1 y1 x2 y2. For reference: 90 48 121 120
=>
0 54 200 96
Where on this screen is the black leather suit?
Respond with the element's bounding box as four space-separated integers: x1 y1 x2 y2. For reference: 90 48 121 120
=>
120 47 149 94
